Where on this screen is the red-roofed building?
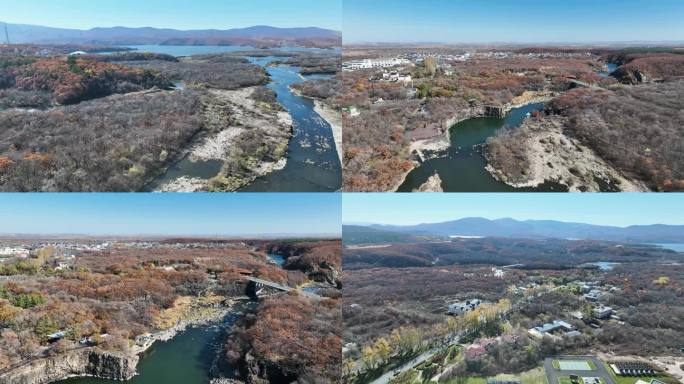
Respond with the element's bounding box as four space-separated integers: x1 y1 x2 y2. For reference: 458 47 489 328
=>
466 344 487 359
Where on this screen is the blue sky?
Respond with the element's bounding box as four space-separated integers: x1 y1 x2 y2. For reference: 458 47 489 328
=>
0 194 341 236
344 0 684 43
343 194 684 227
0 0 341 30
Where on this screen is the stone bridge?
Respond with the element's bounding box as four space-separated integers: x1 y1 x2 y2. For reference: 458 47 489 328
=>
245 277 321 300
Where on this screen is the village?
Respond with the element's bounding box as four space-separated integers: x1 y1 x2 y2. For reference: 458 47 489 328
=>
343 257 684 384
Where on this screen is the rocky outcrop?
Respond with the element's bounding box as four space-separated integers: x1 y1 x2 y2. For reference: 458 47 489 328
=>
0 348 138 384
414 173 443 192
244 351 298 384
484 115 648 192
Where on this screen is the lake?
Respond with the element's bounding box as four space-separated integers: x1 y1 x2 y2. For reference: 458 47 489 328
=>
128 45 341 192
397 103 567 192
124 45 337 56
581 261 621 271
651 243 684 252
57 309 244 384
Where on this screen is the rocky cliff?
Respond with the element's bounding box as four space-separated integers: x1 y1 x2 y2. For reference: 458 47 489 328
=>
0 348 138 384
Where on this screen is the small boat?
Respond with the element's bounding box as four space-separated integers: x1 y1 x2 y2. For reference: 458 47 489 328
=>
525 112 531 118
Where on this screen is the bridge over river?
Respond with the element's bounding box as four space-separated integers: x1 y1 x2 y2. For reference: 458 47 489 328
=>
246 277 321 299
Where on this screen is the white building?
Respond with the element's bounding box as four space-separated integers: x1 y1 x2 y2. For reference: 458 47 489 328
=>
343 58 410 71
0 247 29 258
448 299 482 315
594 306 613 319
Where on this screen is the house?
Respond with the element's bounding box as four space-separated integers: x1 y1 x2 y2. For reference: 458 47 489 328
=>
529 320 577 338
465 344 487 359
397 74 412 84
448 299 482 315
584 290 604 301
344 106 360 117
55 261 72 271
594 306 613 319
135 333 154 348
47 331 66 342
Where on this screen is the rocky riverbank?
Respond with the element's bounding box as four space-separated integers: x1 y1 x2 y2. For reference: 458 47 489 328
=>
0 348 138 384
485 115 648 192
414 173 443 192
155 86 293 192
313 100 343 164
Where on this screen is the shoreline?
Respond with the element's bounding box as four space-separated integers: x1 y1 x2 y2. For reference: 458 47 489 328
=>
313 100 343 164
153 86 293 192
290 85 343 165
484 115 649 192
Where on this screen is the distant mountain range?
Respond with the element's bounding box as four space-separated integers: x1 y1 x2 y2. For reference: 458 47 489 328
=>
345 218 684 243
0 22 341 47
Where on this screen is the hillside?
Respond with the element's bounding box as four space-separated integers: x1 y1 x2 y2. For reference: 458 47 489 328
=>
358 218 684 243
0 22 341 48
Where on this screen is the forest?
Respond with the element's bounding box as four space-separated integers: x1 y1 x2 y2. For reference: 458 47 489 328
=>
116 54 270 90
0 238 342 382
0 55 172 105
226 294 342 383
266 239 342 287
0 90 203 191
0 50 283 191
343 237 682 270
0 243 290 370
546 80 684 191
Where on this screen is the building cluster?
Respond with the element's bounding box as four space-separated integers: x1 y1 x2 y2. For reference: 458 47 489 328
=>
402 52 471 63
0 246 30 259
381 71 412 84
342 58 410 71
447 298 482 315
528 320 581 339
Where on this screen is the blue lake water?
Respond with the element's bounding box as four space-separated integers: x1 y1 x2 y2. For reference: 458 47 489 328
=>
651 243 684 252
268 253 286 266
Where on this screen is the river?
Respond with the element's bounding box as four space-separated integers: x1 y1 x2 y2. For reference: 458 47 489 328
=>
397 103 567 192
57 308 246 384
240 57 341 191
123 45 341 192
598 62 619 78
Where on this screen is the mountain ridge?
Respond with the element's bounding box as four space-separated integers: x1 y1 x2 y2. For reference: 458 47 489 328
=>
0 22 341 47
344 217 684 243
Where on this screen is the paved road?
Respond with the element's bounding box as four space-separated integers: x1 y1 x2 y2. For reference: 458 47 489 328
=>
543 356 616 384
369 348 442 384
366 287 561 384
246 276 321 299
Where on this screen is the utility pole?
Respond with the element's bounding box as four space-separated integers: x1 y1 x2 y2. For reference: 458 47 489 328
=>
3 23 9 45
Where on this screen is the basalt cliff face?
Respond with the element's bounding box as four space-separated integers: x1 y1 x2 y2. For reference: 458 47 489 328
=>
0 348 138 384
